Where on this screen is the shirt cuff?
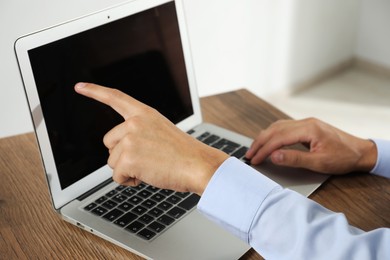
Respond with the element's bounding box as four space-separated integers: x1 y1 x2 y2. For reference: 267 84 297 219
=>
370 139 390 179
197 157 281 243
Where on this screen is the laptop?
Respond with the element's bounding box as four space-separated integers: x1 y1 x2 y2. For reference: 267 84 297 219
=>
14 0 328 259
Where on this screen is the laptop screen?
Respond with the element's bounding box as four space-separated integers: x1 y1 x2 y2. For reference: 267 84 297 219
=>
28 2 193 189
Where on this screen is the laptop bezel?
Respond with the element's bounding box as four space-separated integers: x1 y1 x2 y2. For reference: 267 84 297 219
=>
14 0 203 210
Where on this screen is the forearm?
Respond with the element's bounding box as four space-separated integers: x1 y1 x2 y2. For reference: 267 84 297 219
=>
198 158 390 259
251 187 390 259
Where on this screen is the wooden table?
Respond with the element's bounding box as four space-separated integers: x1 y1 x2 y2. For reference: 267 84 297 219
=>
1 89 389 259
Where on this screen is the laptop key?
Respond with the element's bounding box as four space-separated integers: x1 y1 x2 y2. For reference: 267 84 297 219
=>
216 138 240 148
118 202 134 211
122 187 136 196
222 145 238 154
95 196 107 204
150 193 166 202
157 215 175 226
148 221 165 233
211 142 225 150
138 190 152 198
114 212 137 227
146 186 160 193
167 207 186 219
91 206 108 216
115 185 126 191
231 146 249 160
174 191 190 198
132 205 148 215
112 194 128 203
157 201 173 211
166 195 182 204
141 199 157 209
137 228 156 240
106 190 117 197
126 221 145 233
138 214 154 224
148 208 164 217
196 132 210 141
178 193 200 210
132 183 146 191
202 135 220 145
159 189 174 196
128 195 143 205
103 208 124 222
102 200 118 210
84 202 97 211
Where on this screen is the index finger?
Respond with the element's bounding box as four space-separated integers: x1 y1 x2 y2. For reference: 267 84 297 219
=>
248 120 312 164
74 82 143 119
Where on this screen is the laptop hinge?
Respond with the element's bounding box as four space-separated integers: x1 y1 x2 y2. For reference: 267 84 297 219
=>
77 177 113 201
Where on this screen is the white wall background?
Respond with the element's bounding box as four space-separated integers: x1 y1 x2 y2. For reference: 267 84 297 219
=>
356 0 390 68
286 0 360 91
0 0 389 138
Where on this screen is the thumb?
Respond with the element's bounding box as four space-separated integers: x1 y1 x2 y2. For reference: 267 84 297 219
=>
270 149 312 169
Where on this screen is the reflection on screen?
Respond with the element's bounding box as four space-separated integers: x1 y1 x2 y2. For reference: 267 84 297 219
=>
28 2 193 189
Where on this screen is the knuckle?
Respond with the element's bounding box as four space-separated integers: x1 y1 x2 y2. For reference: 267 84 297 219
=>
109 88 122 98
140 106 157 118
107 156 115 168
122 119 142 136
270 119 286 128
305 117 318 123
124 118 135 130
269 119 290 132
103 133 112 148
112 172 123 184
121 135 137 151
303 117 322 133
306 117 321 127
106 88 127 108
288 153 300 165
122 136 133 148
103 88 121 104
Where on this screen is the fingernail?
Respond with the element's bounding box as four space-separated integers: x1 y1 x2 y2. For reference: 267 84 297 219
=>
75 82 87 89
272 151 284 163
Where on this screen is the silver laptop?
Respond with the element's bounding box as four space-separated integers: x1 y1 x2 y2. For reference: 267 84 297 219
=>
15 0 328 259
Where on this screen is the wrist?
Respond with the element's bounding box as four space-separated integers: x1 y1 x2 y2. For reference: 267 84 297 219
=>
190 145 229 196
356 139 377 172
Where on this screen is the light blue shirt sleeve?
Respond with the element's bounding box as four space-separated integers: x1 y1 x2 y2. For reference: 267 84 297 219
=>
371 139 390 179
197 157 390 259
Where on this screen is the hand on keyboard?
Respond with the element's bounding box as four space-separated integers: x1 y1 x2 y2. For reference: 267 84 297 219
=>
246 118 377 174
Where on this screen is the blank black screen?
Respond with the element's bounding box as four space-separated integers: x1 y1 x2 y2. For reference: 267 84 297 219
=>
28 2 193 189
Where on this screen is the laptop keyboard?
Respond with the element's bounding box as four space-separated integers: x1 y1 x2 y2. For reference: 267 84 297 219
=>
83 131 249 241
196 131 250 161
